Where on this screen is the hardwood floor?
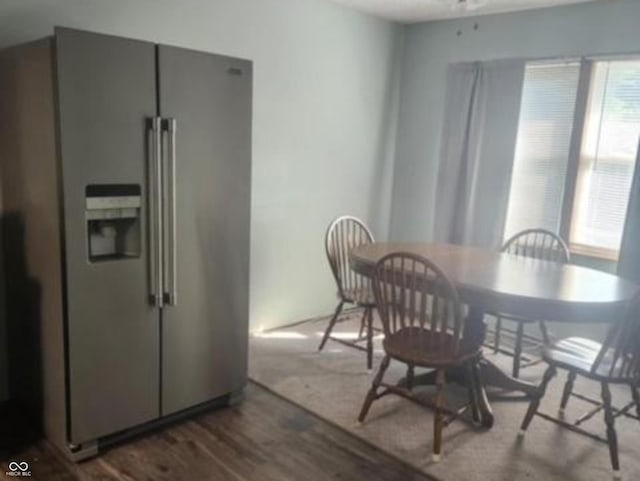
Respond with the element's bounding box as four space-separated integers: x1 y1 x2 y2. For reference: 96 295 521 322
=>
1 383 434 481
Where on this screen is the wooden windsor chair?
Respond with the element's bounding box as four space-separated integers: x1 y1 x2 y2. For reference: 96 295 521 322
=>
357 252 484 461
519 290 640 480
318 215 377 369
489 228 570 378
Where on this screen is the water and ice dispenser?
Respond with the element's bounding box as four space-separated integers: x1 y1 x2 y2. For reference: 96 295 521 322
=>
86 184 141 262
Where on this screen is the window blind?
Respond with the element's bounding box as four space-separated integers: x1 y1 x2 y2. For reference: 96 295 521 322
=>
503 63 580 240
570 60 640 252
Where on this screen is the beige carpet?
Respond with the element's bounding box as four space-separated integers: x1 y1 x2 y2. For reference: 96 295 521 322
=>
249 313 640 481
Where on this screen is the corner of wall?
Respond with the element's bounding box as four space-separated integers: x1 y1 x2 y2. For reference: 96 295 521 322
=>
383 25 408 241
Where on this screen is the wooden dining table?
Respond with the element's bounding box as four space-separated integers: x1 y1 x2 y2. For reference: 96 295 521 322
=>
349 242 639 427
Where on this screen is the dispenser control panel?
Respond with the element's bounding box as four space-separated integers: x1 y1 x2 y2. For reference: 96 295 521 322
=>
85 184 142 262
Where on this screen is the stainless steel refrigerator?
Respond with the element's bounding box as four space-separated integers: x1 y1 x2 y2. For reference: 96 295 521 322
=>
0 27 251 460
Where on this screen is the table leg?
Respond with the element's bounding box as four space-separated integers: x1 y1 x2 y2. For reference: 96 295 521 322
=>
466 305 536 397
398 361 494 427
478 356 537 397
472 357 494 428
463 307 493 426
394 305 535 428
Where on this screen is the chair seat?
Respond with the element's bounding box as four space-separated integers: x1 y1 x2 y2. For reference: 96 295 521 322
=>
383 327 481 368
544 337 633 383
342 287 376 306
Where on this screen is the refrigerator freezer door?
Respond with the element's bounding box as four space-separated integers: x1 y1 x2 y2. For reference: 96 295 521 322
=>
157 46 252 415
55 28 160 443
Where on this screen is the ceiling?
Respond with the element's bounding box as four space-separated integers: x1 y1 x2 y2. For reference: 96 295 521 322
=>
326 0 602 23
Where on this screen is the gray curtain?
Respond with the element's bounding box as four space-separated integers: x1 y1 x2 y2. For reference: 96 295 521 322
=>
433 59 525 248
618 137 640 283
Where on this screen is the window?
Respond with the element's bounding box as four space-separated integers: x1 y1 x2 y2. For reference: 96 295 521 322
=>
504 59 640 260
571 61 640 256
504 63 580 238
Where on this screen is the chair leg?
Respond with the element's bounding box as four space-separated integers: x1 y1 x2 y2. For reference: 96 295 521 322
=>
559 371 576 413
358 355 390 423
539 320 550 345
512 322 524 378
366 307 373 370
405 365 415 391
357 308 367 341
520 365 556 435
318 301 344 351
433 369 446 462
494 316 502 353
602 382 620 479
630 384 640 420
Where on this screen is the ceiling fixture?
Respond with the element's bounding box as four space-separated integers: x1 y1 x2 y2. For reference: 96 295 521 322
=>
454 0 488 11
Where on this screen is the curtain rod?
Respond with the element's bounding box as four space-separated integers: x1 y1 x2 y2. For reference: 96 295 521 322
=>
527 51 640 65
455 51 640 67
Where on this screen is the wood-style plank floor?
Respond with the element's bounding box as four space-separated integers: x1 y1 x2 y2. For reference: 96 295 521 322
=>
1 383 434 481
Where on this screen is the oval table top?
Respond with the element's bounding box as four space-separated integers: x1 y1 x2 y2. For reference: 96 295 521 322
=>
350 242 639 323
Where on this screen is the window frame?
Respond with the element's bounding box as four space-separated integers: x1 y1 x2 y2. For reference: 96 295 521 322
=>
558 59 593 256
514 56 640 261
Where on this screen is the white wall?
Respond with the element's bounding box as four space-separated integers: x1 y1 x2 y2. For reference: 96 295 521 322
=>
390 0 640 243
0 0 402 334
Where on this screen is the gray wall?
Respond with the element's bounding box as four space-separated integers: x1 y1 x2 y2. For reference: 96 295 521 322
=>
0 0 401 403
390 0 640 244
3 0 637 404
0 0 402 334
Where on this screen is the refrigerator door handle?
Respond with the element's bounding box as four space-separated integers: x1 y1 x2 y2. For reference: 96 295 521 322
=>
148 117 164 307
162 118 178 306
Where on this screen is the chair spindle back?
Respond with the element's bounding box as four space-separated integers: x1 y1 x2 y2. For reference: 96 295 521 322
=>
502 228 570 263
593 290 640 380
325 216 374 300
372 253 465 357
